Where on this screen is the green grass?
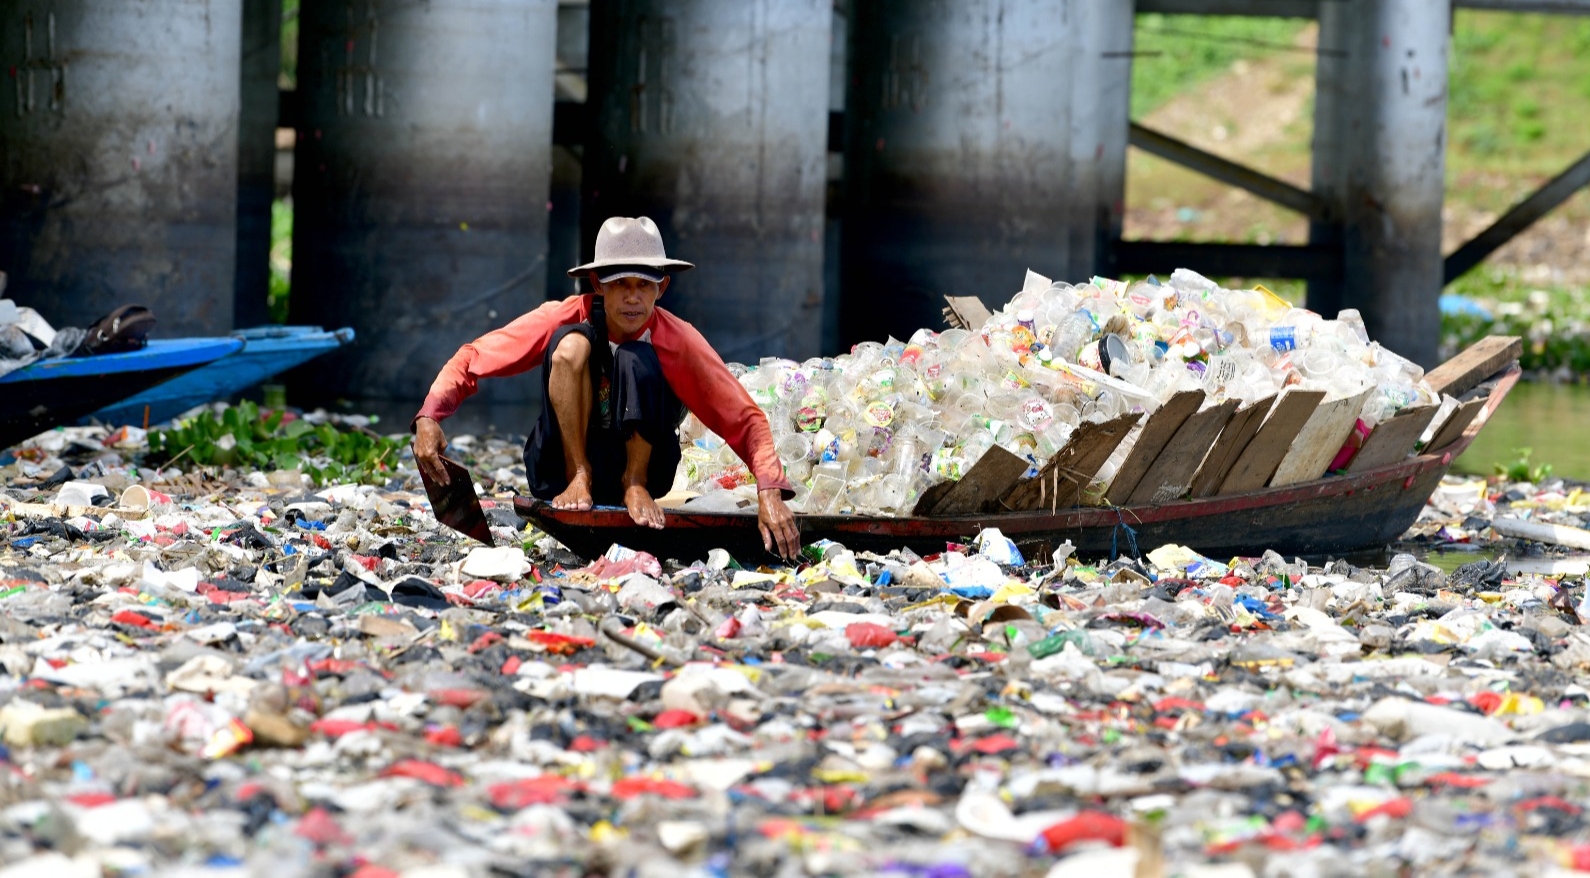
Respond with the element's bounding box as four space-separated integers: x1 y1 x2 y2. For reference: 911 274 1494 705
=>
1131 15 1310 119
269 199 292 324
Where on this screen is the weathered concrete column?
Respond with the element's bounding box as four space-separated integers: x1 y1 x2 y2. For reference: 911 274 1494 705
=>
236 0 282 328
841 0 1132 346
290 0 557 405
0 0 242 336
584 0 832 363
1310 0 1449 367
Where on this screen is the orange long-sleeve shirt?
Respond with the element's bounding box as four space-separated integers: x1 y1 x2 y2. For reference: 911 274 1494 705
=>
415 294 793 497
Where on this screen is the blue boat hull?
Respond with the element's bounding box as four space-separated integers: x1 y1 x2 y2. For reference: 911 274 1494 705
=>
0 338 244 450
88 326 355 427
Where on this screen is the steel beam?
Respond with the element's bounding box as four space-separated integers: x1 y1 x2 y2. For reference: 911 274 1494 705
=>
1454 0 1590 12
1134 0 1322 16
1445 149 1590 283
1110 241 1343 280
1136 0 1590 16
1129 122 1331 221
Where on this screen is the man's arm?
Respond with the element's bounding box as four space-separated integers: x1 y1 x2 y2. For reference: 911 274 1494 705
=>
411 296 588 485
414 295 589 426
651 312 800 558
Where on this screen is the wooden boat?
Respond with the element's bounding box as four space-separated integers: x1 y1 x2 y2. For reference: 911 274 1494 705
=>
0 337 244 450
515 336 1522 563
87 325 355 427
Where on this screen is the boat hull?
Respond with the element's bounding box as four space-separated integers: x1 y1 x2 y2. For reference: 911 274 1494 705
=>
88 326 355 427
0 338 244 450
516 367 1518 564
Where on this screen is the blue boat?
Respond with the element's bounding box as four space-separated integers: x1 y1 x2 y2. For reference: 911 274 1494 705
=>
0 337 245 450
88 325 356 428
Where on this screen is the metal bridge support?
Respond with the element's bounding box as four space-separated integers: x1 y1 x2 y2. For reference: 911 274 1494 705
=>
290 0 557 406
841 0 1132 346
0 0 242 336
584 0 832 363
1310 0 1451 367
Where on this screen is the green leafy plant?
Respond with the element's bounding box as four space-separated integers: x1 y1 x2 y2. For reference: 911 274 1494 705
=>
148 400 407 486
1494 447 1554 484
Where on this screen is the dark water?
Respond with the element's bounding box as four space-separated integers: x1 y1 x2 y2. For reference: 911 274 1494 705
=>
1451 381 1590 482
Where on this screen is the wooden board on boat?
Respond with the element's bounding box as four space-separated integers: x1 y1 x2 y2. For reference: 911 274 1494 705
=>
1189 394 1276 498
914 445 1030 515
1426 335 1522 398
1104 390 1205 506
1002 411 1140 511
1270 388 1373 487
1127 398 1239 505
1217 389 1325 494
1347 404 1439 473
1427 397 1487 453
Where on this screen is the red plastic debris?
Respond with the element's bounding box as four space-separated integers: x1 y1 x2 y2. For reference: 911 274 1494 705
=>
569 735 607 752
652 709 702 729
501 655 523 675
424 725 463 747
488 775 582 809
429 688 488 709
610 777 697 800
346 866 400 878
715 617 743 639
467 631 504 654
527 631 596 654
110 610 155 629
381 759 465 788
1470 691 1504 715
1035 811 1127 854
311 533 332 550
1426 772 1490 789
65 792 117 808
295 806 353 847
845 622 898 649
967 733 1020 755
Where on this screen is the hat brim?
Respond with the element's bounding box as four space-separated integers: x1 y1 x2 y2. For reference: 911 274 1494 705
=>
595 267 666 284
567 257 694 279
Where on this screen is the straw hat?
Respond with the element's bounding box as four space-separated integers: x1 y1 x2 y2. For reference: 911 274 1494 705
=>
567 216 694 281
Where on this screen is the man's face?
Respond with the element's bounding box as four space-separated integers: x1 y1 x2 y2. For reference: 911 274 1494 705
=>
593 272 668 337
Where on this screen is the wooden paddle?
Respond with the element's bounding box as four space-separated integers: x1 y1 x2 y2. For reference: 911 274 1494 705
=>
418 455 495 546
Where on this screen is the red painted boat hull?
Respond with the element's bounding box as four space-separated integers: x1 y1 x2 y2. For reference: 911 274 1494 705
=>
517 367 1519 564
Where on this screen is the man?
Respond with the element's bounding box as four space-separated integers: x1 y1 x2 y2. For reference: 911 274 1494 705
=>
412 216 800 559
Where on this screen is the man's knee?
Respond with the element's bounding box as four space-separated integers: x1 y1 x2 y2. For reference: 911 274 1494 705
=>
551 331 592 374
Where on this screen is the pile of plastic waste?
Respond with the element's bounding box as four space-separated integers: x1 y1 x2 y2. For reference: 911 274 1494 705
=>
679 269 1437 516
4 420 1590 875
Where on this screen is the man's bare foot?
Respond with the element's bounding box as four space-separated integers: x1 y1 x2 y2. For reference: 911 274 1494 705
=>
624 484 665 529
552 471 594 511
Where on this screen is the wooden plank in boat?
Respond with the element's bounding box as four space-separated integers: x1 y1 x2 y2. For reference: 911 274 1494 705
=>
1216 389 1326 494
1425 335 1521 399
1104 390 1206 506
1126 398 1240 505
1002 411 1141 511
1347 404 1439 473
1270 388 1374 487
942 296 993 332
1189 394 1276 498
1425 397 1487 453
916 444 1031 515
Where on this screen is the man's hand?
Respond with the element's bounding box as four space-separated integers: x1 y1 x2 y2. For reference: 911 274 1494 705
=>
757 488 800 561
412 416 450 486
